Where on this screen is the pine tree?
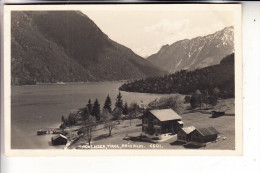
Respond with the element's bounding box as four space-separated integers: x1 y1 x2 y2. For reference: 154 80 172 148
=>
115 92 123 110
123 102 129 115
61 115 65 123
190 95 197 109
87 99 93 115
203 90 210 108
92 99 101 121
103 95 112 113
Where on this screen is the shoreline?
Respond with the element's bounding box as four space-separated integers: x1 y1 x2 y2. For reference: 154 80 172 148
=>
12 80 128 86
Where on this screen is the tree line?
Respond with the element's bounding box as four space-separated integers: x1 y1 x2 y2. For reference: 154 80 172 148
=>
60 92 142 141
61 92 129 125
60 92 143 146
119 54 234 99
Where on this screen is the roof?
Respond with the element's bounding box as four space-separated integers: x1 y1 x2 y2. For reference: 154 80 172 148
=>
177 121 184 125
149 109 181 122
197 127 219 136
52 134 67 140
181 126 196 134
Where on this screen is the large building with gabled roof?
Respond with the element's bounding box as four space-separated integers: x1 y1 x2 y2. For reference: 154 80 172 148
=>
142 109 183 135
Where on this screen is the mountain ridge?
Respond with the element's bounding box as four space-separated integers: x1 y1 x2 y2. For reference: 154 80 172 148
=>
11 11 167 85
147 26 234 73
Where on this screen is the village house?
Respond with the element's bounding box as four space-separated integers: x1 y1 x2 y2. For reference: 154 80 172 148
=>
177 126 196 142
190 127 219 143
51 134 68 145
142 109 183 136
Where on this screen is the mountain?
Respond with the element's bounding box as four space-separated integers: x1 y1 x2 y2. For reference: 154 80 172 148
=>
147 26 234 73
11 11 166 85
120 53 234 98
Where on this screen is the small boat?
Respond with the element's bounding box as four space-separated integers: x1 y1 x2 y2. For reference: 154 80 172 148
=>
37 130 46 135
56 81 65 85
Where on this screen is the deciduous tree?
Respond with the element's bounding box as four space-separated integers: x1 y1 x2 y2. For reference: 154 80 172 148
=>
129 102 139 118
82 107 90 125
112 107 122 120
103 111 117 137
190 89 203 109
209 94 218 106
148 95 184 114
80 116 96 146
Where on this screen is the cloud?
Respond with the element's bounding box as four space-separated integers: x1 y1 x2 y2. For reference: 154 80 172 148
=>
133 45 162 58
135 19 230 57
139 19 191 56
210 21 225 32
144 19 190 35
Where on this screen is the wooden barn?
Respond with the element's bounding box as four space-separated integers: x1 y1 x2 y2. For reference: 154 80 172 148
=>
142 109 183 135
177 126 196 142
51 134 68 145
190 127 219 143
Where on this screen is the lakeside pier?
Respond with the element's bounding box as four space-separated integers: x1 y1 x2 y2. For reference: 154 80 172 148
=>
37 128 63 135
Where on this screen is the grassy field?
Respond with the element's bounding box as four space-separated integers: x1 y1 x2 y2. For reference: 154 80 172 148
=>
68 98 235 150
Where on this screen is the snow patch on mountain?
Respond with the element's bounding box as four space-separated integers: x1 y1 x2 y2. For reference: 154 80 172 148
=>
147 26 234 73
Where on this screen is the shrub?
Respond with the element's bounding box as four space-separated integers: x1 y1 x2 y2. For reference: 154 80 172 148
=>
148 95 184 114
184 96 191 103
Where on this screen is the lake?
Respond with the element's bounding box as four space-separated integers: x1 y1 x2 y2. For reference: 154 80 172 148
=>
11 81 174 149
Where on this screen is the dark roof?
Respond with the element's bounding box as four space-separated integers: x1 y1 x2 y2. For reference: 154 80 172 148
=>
197 127 219 136
149 109 181 122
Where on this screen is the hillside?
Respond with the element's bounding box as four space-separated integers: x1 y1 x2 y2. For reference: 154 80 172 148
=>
147 26 234 73
11 11 166 85
120 54 235 98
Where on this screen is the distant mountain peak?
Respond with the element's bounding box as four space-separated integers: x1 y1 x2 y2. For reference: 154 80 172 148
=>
161 44 170 49
147 26 234 73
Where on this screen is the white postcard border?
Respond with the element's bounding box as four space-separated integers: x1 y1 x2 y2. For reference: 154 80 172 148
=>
3 4 242 156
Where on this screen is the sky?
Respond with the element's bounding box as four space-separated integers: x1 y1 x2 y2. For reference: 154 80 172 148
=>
82 9 234 58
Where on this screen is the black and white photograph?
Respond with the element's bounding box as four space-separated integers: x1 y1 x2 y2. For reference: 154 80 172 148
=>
3 4 242 156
